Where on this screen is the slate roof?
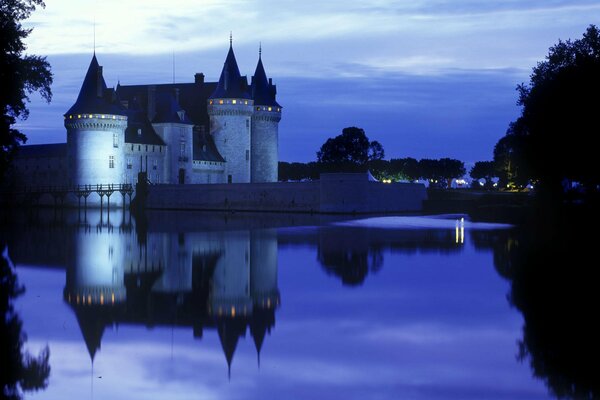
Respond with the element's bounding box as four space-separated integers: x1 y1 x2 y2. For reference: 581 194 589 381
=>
251 56 281 107
209 44 251 99
124 99 166 146
15 143 67 158
65 54 126 116
152 91 194 125
194 131 225 162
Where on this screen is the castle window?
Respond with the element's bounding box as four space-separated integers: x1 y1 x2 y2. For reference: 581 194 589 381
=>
202 144 207 152
137 128 142 136
246 150 249 161
152 145 155 152
232 99 237 104
246 119 249 128
127 159 132 169
219 100 223 105
131 144 134 151
244 101 248 105
268 107 272 111
138 145 141 151
113 133 119 148
145 145 148 152
180 142 185 157
153 160 158 170
256 107 260 111
109 156 115 169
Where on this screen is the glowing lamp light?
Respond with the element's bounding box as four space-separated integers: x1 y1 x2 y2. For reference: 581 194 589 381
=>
232 99 237 104
268 107 272 111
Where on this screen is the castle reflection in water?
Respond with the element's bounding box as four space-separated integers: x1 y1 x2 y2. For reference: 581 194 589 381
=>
15 209 280 373
5 208 466 375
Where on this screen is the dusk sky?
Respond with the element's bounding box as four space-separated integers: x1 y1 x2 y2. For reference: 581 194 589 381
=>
17 0 600 165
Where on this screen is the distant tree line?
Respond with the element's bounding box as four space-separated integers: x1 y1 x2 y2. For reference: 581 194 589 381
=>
280 127 466 189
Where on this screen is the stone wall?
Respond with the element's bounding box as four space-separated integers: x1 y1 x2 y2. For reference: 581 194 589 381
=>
143 173 427 214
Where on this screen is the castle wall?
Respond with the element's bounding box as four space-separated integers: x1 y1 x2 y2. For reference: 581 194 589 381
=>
10 152 67 188
191 160 225 184
123 142 167 184
208 101 253 184
251 109 280 183
142 174 427 213
152 123 193 184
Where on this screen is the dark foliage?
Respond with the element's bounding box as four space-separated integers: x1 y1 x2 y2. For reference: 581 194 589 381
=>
0 0 53 178
470 161 498 189
494 25 600 192
0 243 50 399
316 127 384 167
492 199 600 399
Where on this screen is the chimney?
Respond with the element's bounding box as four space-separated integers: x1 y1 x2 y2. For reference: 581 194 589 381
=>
195 73 205 84
97 66 104 97
147 85 157 121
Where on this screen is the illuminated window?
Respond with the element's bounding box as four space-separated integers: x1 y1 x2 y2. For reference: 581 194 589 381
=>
256 107 260 111
209 100 213 105
244 101 248 105
89 114 93 118
232 99 237 104
101 115 105 119
69 115 72 119
219 100 224 105
268 107 272 111
77 114 81 118
109 156 115 169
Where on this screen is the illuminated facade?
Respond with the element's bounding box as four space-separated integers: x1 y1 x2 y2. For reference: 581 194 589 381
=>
12 41 281 205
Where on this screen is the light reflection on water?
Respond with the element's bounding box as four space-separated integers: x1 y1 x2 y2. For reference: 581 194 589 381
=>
1 209 551 400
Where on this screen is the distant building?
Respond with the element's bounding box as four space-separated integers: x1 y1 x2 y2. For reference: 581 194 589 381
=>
9 39 282 206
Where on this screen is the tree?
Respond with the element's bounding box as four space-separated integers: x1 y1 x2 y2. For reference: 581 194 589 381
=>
438 158 466 188
495 25 600 193
1 244 51 399
0 0 53 178
470 161 498 189
316 127 384 169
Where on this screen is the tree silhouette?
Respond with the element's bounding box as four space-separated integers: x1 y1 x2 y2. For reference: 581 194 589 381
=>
316 127 384 171
494 25 600 193
0 244 51 399
470 161 498 189
0 0 53 178
491 201 600 399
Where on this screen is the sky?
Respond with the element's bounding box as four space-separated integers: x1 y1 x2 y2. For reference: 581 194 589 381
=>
17 0 600 164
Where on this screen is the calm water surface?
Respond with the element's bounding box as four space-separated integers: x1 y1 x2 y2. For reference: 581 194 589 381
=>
1 209 555 399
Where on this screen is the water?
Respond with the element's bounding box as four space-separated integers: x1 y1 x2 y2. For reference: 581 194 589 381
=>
0 209 564 399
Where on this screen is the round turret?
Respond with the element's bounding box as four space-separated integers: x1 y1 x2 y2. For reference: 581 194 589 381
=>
250 49 282 183
64 54 127 206
208 41 254 184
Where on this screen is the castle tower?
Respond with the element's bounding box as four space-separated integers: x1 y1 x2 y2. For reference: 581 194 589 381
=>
207 38 254 183
64 54 127 205
250 47 282 182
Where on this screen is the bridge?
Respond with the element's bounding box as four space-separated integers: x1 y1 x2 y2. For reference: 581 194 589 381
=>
1 183 135 209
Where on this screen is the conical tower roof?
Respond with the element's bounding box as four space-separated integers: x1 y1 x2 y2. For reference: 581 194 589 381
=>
251 50 281 107
65 54 125 116
209 39 250 99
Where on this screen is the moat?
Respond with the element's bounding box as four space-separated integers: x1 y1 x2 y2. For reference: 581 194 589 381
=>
0 208 585 399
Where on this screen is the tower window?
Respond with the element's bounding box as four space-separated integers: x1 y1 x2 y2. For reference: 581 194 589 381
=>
180 141 186 157
127 159 132 169
246 150 249 161
153 159 158 170
246 119 249 128
109 156 115 169
137 128 142 136
113 133 119 148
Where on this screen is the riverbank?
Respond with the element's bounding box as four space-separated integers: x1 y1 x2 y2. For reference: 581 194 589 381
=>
424 189 533 224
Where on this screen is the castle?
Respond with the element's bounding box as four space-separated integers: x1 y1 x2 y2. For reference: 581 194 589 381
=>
11 38 282 206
